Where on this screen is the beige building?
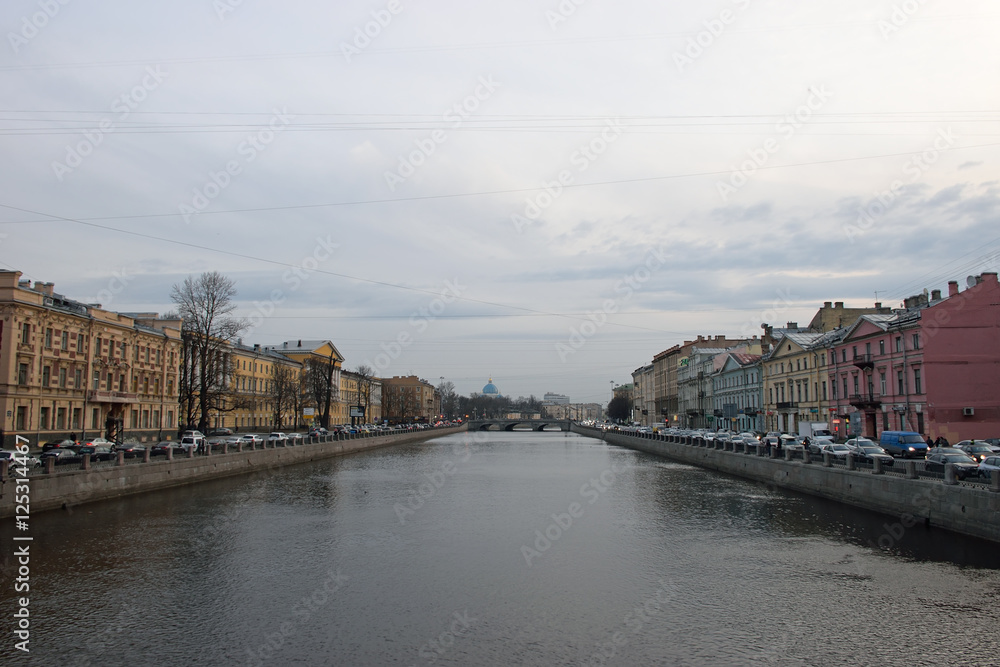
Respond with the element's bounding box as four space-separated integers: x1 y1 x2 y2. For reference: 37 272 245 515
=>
380 375 440 422
0 271 182 447
225 343 303 431
762 329 845 433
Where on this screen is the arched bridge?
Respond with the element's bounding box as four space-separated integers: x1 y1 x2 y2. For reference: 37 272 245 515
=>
467 418 572 432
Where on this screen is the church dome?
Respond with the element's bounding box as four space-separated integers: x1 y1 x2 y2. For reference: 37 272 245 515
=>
482 378 501 396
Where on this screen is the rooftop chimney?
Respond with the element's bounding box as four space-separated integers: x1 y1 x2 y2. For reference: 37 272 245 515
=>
834 302 844 308
930 290 941 301
823 301 832 308
982 272 998 284
786 322 798 329
874 302 882 309
297 339 302 347
948 281 959 297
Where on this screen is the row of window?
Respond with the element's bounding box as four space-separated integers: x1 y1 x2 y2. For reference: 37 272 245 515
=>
15 405 176 432
22 323 174 366
831 368 923 399
17 362 176 395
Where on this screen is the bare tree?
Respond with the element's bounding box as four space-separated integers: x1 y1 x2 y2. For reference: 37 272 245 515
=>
437 380 457 419
268 363 297 429
171 272 247 433
354 364 376 422
306 351 339 428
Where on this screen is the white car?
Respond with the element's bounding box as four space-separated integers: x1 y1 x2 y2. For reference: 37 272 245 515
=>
0 450 42 468
978 455 1000 481
844 437 877 453
825 444 852 459
268 432 289 444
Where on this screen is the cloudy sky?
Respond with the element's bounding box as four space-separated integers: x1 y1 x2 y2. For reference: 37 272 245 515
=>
2 0 999 404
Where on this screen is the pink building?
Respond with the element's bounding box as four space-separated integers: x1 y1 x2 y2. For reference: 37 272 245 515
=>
827 272 1000 442
923 273 1000 441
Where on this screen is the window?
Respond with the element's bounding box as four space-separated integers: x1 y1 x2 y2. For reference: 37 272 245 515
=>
21 323 30 345
18 363 28 385
804 384 809 402
16 406 27 430
59 368 67 387
61 331 69 350
841 349 847 363
156 348 161 364
832 381 838 400
853 375 859 395
96 337 103 354
74 369 82 388
93 371 100 390
92 408 100 430
822 381 827 401
119 374 126 392
131 410 138 428
880 372 886 395
914 368 922 394
145 347 150 363
142 410 149 429
42 365 50 386
44 328 53 348
879 339 885 355
797 383 802 402
803 359 807 370
897 370 905 395
912 333 920 350
153 410 160 428
143 378 149 394
56 408 66 430
865 342 871 355
769 387 773 403
895 337 902 352
72 408 81 429
167 410 174 428
77 333 84 352
40 407 50 430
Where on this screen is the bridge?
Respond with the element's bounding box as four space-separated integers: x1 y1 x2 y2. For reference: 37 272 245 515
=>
466 418 572 432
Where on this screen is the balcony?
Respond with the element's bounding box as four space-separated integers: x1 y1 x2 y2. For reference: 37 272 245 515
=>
88 390 138 404
776 402 797 410
852 352 874 370
849 393 882 410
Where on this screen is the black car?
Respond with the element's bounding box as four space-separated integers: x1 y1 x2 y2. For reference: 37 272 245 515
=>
150 441 179 456
924 451 979 479
113 443 146 458
40 448 82 464
41 439 77 452
855 445 895 467
957 442 996 463
77 445 114 462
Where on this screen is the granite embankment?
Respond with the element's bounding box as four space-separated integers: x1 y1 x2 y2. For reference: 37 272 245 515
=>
574 424 1000 545
0 426 466 518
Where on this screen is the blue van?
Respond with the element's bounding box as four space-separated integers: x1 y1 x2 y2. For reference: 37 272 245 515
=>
879 431 928 458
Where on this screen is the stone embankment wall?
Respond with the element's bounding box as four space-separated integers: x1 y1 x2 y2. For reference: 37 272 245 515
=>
0 426 466 518
574 425 1000 545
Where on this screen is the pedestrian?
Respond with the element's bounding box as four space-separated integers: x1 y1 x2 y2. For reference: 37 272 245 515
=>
69 431 77 443
927 436 934 448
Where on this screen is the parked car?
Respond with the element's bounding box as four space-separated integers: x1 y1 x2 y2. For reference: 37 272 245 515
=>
807 438 833 455
854 444 894 467
150 441 178 456
825 443 852 459
207 427 233 436
844 437 877 453
40 448 81 465
178 436 200 453
956 441 996 462
879 431 929 458
42 439 78 452
0 450 42 468
113 443 146 458
924 450 979 479
977 456 1000 481
77 445 114 462
83 437 114 447
308 427 329 437
267 432 289 445
237 434 264 447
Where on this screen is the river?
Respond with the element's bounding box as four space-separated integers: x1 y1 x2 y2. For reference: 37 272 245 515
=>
3 430 999 666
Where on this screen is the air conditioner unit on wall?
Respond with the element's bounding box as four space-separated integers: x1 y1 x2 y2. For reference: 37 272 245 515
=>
963 407 975 416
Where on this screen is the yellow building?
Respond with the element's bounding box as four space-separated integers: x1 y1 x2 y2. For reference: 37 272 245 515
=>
0 271 182 447
380 375 440 423
263 340 343 427
762 330 844 433
224 343 302 432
